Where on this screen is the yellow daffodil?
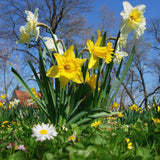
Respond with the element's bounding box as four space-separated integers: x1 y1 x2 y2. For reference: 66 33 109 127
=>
112 102 120 109
87 30 114 69
46 46 86 88
91 120 101 127
85 71 100 92
152 117 160 124
120 1 146 39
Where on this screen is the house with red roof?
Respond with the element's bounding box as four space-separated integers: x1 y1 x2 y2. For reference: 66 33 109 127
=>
11 90 41 107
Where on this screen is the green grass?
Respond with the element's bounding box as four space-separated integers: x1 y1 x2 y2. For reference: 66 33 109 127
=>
0 101 160 160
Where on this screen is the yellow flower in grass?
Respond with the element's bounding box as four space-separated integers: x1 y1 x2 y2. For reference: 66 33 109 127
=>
129 104 138 111
128 142 133 149
0 94 6 99
91 120 101 127
3 121 8 124
112 102 120 109
157 106 160 112
125 138 133 149
125 138 130 143
31 88 39 98
85 71 100 92
0 102 4 107
68 135 76 142
47 46 86 88
120 1 146 39
152 117 160 124
117 113 124 117
87 30 114 69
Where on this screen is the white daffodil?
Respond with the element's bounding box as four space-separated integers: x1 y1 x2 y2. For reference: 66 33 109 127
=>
44 36 64 55
25 8 39 41
120 1 146 39
113 51 128 65
16 26 31 44
13 99 20 105
117 33 128 50
25 8 38 29
31 123 58 142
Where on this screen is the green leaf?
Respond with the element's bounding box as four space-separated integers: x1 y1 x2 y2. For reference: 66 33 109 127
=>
7 151 26 160
42 152 55 160
88 112 112 118
105 44 136 109
66 111 88 125
136 148 153 160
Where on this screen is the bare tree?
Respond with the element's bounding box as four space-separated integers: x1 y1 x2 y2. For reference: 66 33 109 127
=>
147 18 160 86
0 41 20 101
119 38 160 109
0 0 93 81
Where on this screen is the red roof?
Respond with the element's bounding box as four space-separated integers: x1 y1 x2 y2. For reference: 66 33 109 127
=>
13 90 41 107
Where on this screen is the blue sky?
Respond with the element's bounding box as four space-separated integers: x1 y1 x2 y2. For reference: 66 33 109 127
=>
86 0 160 25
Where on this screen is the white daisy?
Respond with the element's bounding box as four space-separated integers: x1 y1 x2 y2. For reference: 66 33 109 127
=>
31 123 58 142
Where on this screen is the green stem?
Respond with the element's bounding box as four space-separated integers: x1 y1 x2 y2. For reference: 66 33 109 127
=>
39 141 45 160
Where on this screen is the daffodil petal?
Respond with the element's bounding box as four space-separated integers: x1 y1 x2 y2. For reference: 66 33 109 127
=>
88 54 98 69
87 40 94 54
60 76 69 89
54 53 63 65
64 45 75 58
74 58 87 67
46 66 59 78
71 72 84 84
122 1 133 13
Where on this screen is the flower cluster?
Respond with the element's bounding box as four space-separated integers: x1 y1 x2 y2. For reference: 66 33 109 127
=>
129 104 142 113
1 121 21 129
